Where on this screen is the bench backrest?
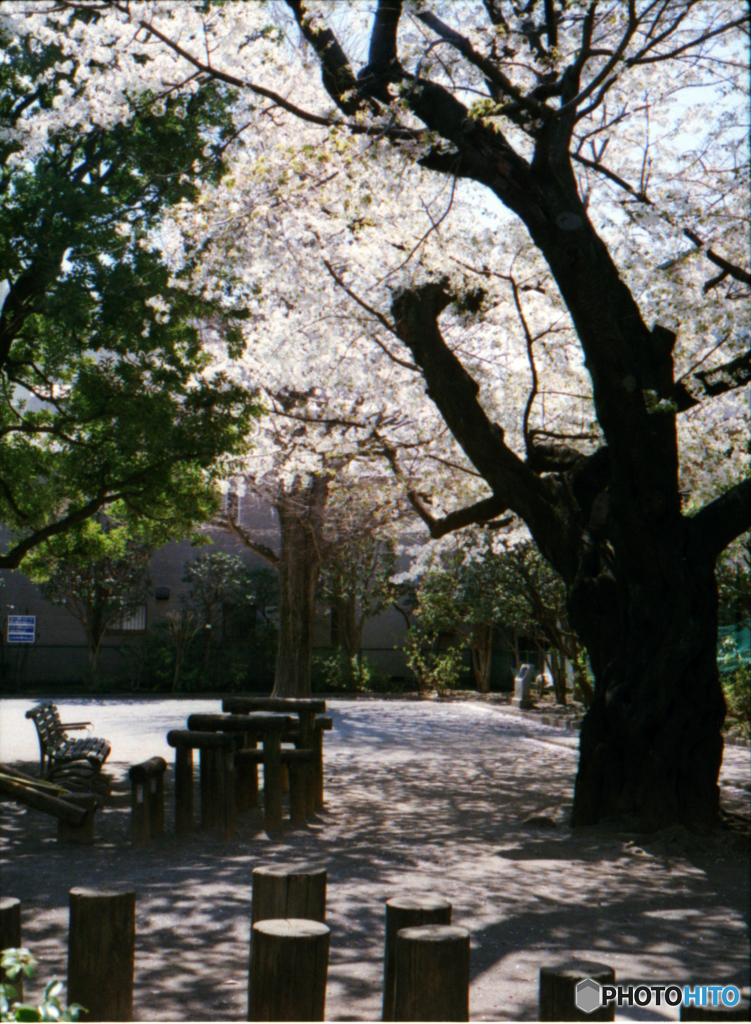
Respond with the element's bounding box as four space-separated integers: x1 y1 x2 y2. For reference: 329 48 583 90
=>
25 702 66 754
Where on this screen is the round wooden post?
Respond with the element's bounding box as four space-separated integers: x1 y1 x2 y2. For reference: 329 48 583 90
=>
382 896 452 1021
0 897 22 1000
128 757 166 848
57 793 98 844
263 729 283 830
393 924 470 1023
168 739 194 834
248 918 329 1022
288 757 308 823
251 864 327 925
539 961 615 1022
236 731 259 811
217 744 237 841
67 888 136 1022
200 746 218 828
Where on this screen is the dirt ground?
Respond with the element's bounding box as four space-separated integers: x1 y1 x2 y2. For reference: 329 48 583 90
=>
1 695 749 1022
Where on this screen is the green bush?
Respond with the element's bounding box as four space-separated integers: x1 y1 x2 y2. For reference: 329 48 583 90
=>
1 948 86 1022
312 650 391 693
719 636 751 736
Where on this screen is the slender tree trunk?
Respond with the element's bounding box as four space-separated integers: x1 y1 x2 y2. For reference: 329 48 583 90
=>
470 623 492 693
272 477 328 698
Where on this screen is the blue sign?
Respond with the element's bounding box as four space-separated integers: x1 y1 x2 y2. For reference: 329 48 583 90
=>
8 615 35 643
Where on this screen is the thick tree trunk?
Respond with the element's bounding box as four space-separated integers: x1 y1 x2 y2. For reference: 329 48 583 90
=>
569 530 726 831
272 478 329 698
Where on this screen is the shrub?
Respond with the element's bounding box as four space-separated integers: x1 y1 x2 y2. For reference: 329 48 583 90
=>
1 948 86 1022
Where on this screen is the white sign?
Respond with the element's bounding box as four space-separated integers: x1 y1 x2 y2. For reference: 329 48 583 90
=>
7 615 35 643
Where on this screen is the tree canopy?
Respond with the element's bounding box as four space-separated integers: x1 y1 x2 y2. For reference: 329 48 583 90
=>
13 0 750 830
0 9 260 568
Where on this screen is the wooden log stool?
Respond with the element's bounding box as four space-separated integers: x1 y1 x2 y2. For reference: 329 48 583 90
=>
68 888 136 1022
539 961 615 1021
382 895 452 1021
251 864 327 925
167 730 242 840
394 924 470 1022
127 757 166 848
248 918 330 1022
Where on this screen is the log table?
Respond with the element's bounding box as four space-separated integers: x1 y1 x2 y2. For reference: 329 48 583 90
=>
222 698 329 812
166 730 244 839
186 713 297 830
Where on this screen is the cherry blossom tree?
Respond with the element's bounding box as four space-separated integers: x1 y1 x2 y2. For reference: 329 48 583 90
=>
22 1 751 831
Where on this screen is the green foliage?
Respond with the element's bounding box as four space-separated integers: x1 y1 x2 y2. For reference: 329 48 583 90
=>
403 635 465 692
1 949 86 1022
23 509 158 678
141 554 279 692
717 539 751 627
719 634 751 736
0 18 260 568
318 537 396 663
312 649 390 693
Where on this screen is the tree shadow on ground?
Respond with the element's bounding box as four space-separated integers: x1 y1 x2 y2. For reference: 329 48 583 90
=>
1 702 748 1022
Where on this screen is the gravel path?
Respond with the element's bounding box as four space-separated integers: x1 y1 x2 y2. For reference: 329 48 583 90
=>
1 695 748 1021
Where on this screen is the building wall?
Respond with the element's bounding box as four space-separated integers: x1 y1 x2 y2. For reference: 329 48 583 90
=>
0 495 411 689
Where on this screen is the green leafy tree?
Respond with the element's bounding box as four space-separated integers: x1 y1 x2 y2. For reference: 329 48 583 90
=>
317 536 396 687
0 17 258 569
24 511 157 679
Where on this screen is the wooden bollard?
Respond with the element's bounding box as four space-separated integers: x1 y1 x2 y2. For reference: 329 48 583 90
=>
128 757 166 847
539 961 615 1021
681 987 751 1021
237 732 260 811
394 924 470 1022
57 793 99 844
67 888 136 1022
248 918 330 1022
382 895 452 1021
251 864 327 925
313 716 332 810
0 897 23 1000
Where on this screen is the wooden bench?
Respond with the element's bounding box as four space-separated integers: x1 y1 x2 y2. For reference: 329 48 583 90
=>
25 702 111 781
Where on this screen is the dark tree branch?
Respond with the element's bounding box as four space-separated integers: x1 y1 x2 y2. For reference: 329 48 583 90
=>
321 259 418 371
0 491 117 569
390 282 562 549
691 477 751 561
683 229 751 290
414 9 549 116
214 512 281 567
285 0 362 114
673 348 751 412
358 0 404 102
408 490 512 538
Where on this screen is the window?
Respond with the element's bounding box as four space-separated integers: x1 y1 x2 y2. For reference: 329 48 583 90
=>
109 605 147 632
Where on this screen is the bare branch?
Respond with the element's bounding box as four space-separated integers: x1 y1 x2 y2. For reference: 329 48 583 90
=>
408 489 511 538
